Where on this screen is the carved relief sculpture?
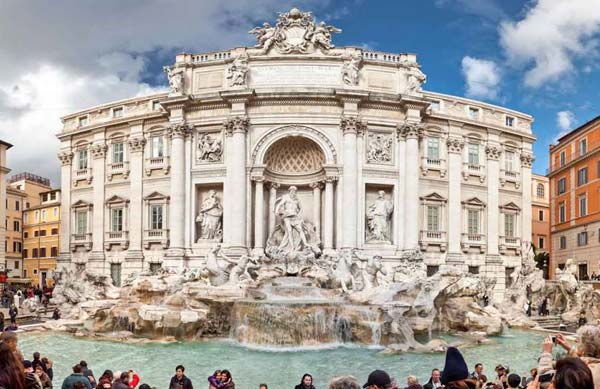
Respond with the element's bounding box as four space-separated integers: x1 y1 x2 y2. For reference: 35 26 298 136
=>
366 133 393 164
196 190 223 242
197 133 223 162
342 55 362 86
163 65 185 95
226 55 249 87
366 190 394 243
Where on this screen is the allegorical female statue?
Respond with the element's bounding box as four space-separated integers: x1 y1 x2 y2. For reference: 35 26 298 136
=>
366 190 394 242
196 190 223 241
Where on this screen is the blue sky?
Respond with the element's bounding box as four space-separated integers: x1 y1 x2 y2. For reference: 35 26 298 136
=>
1 0 599 183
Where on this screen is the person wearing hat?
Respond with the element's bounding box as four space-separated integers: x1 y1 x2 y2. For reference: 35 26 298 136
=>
494 365 508 389
363 370 392 389
440 347 478 389
24 359 43 389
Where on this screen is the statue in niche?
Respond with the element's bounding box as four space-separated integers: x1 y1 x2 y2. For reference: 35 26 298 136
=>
197 133 223 162
196 190 223 241
265 186 321 275
366 134 393 164
354 250 388 289
163 66 185 95
226 55 249 87
366 190 394 242
342 55 362 86
405 66 427 94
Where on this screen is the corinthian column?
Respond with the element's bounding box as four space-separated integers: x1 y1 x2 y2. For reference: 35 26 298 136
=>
167 122 191 256
126 135 146 263
58 150 73 267
485 143 502 258
340 116 365 248
324 176 336 252
90 142 107 266
224 116 249 249
401 122 421 250
268 182 279 237
521 152 534 246
446 136 464 260
253 177 265 252
310 181 322 238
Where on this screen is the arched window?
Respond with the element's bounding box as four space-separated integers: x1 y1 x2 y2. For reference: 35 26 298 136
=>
537 183 545 198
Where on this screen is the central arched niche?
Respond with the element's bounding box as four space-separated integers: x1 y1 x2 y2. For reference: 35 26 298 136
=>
263 136 325 176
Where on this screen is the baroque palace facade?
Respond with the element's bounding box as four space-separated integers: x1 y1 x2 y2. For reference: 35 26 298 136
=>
57 9 534 298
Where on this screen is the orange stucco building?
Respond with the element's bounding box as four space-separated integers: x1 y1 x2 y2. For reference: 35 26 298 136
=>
549 116 600 280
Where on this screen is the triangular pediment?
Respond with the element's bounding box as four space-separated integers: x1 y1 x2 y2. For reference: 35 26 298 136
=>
462 197 486 207
105 195 129 205
144 191 169 201
72 199 92 209
420 192 446 202
500 202 521 211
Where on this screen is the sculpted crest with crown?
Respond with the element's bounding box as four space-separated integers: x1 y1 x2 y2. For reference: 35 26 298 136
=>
249 8 341 54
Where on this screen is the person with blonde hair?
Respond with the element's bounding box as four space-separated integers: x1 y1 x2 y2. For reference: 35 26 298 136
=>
328 376 360 389
406 376 422 389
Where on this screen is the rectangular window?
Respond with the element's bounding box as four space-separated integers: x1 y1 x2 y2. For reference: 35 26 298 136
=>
467 210 479 234
559 202 566 223
12 241 16 253
23 249 28 259
51 247 58 257
577 167 588 186
152 100 161 111
560 236 567 249
51 228 58 235
426 206 439 231
34 230 39 237
558 177 566 194
150 205 163 230
504 214 515 237
427 137 440 160
505 151 515 172
579 139 587 156
77 150 88 170
468 107 479 120
539 237 545 249
505 116 515 127
78 116 88 127
14 261 19 270
76 211 87 235
32 248 38 258
24 213 28 223
468 143 479 165
429 100 441 111
111 208 123 232
112 142 124 163
40 247 46 257
113 107 123 118
40 229 46 237
427 265 439 277
15 201 19 211
579 194 587 217
539 210 544 221
23 231 28 239
150 262 162 273
151 136 164 158
53 207 58 217
560 151 566 167
468 266 480 275
41 210 46 221
578 231 588 246
13 221 19 232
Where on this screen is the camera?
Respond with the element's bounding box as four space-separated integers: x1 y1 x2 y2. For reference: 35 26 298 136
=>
551 336 557 344
539 373 554 383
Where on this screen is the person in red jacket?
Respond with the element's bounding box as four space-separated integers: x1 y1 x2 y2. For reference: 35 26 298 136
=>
128 370 140 388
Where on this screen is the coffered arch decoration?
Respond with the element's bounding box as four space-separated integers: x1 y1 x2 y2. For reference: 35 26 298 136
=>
264 136 325 175
252 125 337 166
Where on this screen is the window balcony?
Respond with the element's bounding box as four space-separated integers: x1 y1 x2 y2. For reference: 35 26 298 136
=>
462 163 486 182
70 233 92 252
143 229 170 249
419 230 447 252
461 233 486 253
104 230 129 250
499 236 521 255
420 157 447 177
73 168 92 186
107 161 130 181
145 156 170 176
500 169 520 189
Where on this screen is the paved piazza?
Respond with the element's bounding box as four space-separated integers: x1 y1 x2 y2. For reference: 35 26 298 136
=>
57 8 535 301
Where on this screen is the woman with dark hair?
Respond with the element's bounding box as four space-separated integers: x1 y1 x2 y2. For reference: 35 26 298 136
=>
527 357 594 389
97 370 114 389
208 370 223 389
220 370 235 389
0 336 25 389
295 374 316 389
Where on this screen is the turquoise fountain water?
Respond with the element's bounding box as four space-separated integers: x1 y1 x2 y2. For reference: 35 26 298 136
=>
20 330 546 388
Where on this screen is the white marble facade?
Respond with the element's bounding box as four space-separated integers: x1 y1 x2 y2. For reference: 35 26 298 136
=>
57 9 534 299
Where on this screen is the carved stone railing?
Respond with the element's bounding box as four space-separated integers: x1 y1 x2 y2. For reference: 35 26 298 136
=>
362 51 414 64
462 163 486 182
73 168 92 186
143 229 170 249
145 156 170 176
107 161 130 181
500 169 520 188
419 230 447 252
421 157 447 177
104 231 129 250
191 51 233 63
461 233 486 253
499 235 521 255
70 233 92 252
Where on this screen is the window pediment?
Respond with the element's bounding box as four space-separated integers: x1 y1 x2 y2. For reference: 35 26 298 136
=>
500 202 521 212
144 191 170 202
105 195 129 206
420 192 447 204
462 197 486 208
72 200 92 209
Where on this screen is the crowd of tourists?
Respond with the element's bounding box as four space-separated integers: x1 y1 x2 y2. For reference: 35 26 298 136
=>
1 286 52 309
2 324 600 389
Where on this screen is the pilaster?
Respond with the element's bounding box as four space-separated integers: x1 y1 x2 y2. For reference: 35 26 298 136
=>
58 150 73 266
447 135 464 261
400 121 423 250
90 141 107 261
126 131 146 265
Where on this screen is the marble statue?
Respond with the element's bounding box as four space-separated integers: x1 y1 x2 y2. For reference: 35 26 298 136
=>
366 134 393 164
366 190 394 242
328 249 357 293
354 250 388 289
342 55 362 86
196 190 223 241
249 22 281 52
197 134 223 162
203 244 230 286
226 55 249 87
222 254 260 285
275 186 310 253
308 21 341 50
405 66 426 94
163 66 185 95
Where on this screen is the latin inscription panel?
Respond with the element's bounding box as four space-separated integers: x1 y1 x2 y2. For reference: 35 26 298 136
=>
250 64 341 87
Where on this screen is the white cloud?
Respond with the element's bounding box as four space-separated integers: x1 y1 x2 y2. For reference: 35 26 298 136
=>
556 110 575 131
0 0 327 185
499 0 600 88
460 56 501 100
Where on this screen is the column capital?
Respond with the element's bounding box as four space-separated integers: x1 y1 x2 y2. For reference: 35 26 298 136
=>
224 115 250 137
58 151 74 166
398 121 423 139
90 143 108 159
268 182 280 190
128 136 146 153
485 144 502 160
446 136 464 154
167 122 193 139
251 176 265 183
340 115 366 135
324 176 339 183
520 152 534 168
309 181 323 190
